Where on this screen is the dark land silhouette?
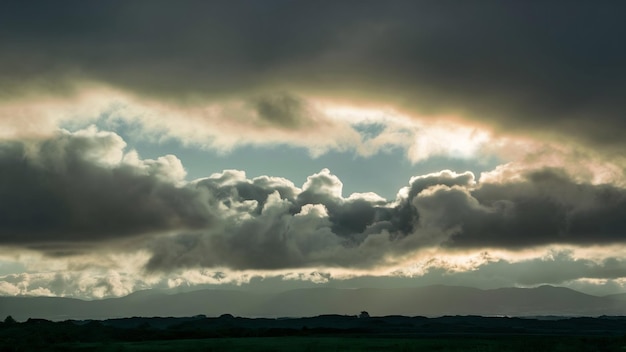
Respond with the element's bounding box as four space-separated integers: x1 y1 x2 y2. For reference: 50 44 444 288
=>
4 285 626 351
2 314 626 351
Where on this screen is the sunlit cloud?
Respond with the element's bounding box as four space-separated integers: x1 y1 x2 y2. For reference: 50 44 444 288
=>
0 86 508 165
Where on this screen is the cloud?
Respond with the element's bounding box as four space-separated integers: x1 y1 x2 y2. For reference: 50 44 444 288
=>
8 248 626 299
377 248 626 296
427 250 626 290
1 1 625 152
1 128 626 273
2 2 626 299
146 167 626 271
251 93 317 130
419 168 626 249
0 270 149 299
0 127 213 248
144 169 470 271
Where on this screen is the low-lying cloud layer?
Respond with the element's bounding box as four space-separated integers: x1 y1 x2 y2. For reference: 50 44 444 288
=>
2 129 626 273
4 249 626 299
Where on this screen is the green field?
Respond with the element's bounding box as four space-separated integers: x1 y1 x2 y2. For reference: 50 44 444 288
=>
41 336 626 352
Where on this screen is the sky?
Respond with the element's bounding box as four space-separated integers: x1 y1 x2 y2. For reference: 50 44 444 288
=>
1 1 626 299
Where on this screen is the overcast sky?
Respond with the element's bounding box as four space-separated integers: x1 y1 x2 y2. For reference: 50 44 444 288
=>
1 1 626 299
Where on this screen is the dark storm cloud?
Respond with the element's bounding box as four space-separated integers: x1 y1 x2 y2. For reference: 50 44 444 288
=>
0 130 213 246
193 168 401 241
146 167 626 271
1 1 625 147
417 168 626 249
3 130 626 270
146 168 425 271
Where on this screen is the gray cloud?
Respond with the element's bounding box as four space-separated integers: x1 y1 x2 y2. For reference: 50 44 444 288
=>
251 93 314 130
1 1 624 149
147 167 626 271
420 168 626 249
0 129 213 247
2 130 626 271
146 168 428 271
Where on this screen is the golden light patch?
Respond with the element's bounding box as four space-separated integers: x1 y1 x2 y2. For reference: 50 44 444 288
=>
316 100 494 162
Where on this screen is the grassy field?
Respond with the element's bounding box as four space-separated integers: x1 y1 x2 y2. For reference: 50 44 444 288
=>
46 335 626 352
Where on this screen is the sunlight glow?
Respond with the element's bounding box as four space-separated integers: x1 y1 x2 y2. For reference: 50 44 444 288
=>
317 101 493 162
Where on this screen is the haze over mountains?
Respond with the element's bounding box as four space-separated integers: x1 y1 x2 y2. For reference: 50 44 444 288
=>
3 285 626 322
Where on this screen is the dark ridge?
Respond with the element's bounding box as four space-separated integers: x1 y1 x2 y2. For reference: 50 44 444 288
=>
2 285 626 322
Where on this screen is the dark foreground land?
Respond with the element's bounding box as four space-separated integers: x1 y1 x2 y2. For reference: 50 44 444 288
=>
2 314 626 351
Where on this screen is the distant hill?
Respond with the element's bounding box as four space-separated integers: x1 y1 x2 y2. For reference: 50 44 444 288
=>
604 292 626 301
2 285 626 321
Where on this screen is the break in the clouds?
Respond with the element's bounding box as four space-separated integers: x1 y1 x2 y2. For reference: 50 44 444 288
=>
1 1 626 299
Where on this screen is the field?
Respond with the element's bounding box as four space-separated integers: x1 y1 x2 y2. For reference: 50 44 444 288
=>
42 336 626 352
3 315 626 351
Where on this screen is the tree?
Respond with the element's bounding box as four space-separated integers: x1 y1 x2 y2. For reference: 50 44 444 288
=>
4 315 16 324
358 311 370 318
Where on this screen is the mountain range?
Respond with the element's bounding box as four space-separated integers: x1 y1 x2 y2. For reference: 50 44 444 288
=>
2 285 626 322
